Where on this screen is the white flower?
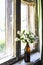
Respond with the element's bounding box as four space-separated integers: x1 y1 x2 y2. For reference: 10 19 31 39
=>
17 31 20 34
29 33 34 38
15 37 20 41
36 36 38 39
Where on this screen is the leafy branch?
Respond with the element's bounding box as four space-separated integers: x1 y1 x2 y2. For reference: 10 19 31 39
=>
15 30 38 44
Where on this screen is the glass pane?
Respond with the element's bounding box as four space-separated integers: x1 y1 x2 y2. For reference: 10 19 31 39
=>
6 0 13 56
21 4 28 54
21 3 36 54
29 6 36 51
0 0 5 53
0 0 14 60
29 6 35 34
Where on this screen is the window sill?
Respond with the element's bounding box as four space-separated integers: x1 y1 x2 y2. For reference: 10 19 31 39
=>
13 52 41 65
13 59 41 65
0 52 41 65
0 55 13 64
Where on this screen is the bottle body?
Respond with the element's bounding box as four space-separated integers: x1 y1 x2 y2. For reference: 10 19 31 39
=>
24 43 30 62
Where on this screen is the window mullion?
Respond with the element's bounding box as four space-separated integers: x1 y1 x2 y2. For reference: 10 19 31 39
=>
13 0 16 58
16 0 21 58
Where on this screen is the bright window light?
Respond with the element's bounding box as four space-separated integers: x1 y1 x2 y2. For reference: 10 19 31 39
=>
0 0 5 54
21 3 36 54
21 4 28 54
0 0 14 62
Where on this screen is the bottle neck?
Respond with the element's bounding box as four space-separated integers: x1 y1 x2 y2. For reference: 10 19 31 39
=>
26 42 29 47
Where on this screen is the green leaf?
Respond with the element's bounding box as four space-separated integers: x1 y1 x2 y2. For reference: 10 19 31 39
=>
22 40 25 43
22 30 25 34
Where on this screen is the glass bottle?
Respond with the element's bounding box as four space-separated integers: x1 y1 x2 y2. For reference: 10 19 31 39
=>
24 42 30 62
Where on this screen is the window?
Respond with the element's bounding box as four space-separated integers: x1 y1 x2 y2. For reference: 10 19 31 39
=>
21 2 38 54
0 0 42 64
21 4 28 54
6 0 13 56
0 0 6 59
0 0 16 63
28 5 36 51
